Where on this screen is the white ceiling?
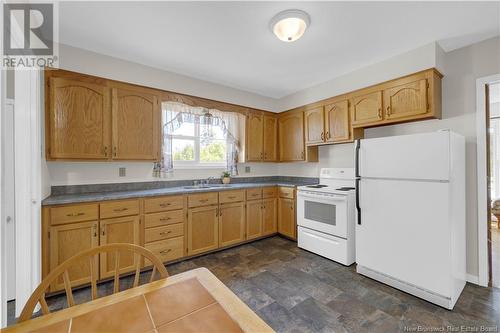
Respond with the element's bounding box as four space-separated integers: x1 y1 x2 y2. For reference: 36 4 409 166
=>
59 1 500 99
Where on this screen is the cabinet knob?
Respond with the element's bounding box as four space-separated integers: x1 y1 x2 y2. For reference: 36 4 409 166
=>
386 106 391 116
378 108 382 119
321 132 325 141
326 131 330 140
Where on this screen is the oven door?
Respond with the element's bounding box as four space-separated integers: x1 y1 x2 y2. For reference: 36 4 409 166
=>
297 191 347 238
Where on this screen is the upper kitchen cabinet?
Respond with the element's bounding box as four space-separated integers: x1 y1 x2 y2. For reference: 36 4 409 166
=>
383 79 428 121
324 99 350 143
350 68 442 128
304 106 324 145
47 77 111 160
246 112 278 162
351 91 383 127
246 113 264 161
111 87 160 160
263 115 278 161
45 69 161 161
303 98 361 146
279 111 318 162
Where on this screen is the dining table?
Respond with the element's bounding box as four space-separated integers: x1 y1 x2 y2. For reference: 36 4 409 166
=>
2 267 274 333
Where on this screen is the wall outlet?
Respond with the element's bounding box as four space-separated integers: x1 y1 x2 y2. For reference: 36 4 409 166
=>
119 167 126 177
245 166 251 173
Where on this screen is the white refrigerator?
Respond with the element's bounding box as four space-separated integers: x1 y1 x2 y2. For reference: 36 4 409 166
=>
355 131 466 309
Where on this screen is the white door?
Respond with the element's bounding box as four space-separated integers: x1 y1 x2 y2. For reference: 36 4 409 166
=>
359 131 450 181
356 178 451 297
3 100 15 301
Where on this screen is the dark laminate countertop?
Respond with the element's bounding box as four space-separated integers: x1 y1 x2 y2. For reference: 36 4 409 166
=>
42 181 315 206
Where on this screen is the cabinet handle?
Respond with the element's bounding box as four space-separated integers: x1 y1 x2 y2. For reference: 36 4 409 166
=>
159 203 171 207
301 151 304 159
326 131 330 139
101 225 106 236
228 196 236 199
113 207 128 212
199 199 209 202
378 108 382 119
160 249 171 254
66 212 85 217
220 209 222 216
261 152 263 159
290 204 293 210
93 224 97 237
321 132 325 141
113 146 117 157
159 231 171 235
386 106 391 116
160 217 171 221
103 146 108 157
215 207 218 216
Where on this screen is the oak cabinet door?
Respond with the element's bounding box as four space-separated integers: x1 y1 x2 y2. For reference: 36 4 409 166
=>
219 202 246 247
49 77 111 160
325 100 350 143
278 198 296 239
351 91 383 127
187 206 219 255
262 198 277 236
246 200 263 240
304 107 325 144
383 79 428 120
112 88 159 160
246 113 264 161
263 116 278 161
279 112 305 161
99 216 140 279
49 221 99 291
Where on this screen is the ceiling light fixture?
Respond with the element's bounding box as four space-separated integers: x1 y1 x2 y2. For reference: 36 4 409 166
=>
270 9 310 42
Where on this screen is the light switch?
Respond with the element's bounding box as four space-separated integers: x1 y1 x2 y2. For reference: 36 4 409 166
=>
119 167 126 177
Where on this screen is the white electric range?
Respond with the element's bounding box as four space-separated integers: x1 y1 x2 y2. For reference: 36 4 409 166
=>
296 168 356 265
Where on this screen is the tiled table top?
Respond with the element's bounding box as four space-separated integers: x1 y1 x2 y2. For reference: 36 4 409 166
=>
4 268 273 333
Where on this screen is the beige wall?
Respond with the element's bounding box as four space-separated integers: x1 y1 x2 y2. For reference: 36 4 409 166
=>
6 70 14 99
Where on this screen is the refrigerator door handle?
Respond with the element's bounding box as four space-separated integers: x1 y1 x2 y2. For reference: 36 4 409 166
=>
356 178 361 225
355 139 360 178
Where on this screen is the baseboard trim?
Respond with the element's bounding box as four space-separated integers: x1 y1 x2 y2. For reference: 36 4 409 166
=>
466 273 479 284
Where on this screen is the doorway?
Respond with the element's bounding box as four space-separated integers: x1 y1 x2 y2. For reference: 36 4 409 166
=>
488 82 500 287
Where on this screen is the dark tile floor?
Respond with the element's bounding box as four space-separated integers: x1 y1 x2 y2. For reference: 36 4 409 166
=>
7 236 500 332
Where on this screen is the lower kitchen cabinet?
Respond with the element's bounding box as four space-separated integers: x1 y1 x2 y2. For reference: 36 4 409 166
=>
187 205 219 255
246 199 263 240
262 198 277 235
145 236 184 265
99 216 140 279
49 221 99 291
278 198 296 239
219 202 246 247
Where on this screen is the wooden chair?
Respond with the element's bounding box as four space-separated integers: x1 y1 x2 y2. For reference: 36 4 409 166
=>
18 243 169 323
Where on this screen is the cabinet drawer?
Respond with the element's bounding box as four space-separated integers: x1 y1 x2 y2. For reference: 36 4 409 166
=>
219 190 245 204
144 195 184 213
246 188 262 200
100 199 140 219
188 192 218 208
145 236 184 264
279 187 295 199
144 210 184 228
145 223 183 243
50 204 98 225
263 186 277 198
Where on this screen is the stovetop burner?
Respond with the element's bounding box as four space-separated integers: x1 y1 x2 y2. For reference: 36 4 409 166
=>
306 184 328 189
335 187 355 191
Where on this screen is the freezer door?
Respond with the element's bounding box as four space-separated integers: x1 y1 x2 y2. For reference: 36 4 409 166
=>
359 132 450 181
356 178 451 298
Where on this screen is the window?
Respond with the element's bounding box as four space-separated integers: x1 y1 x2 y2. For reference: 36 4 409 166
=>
166 111 228 168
